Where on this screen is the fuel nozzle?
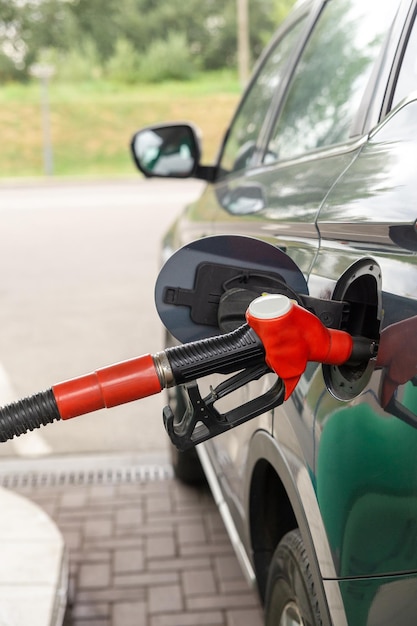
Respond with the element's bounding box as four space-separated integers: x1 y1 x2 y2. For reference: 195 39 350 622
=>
0 293 371 448
246 294 354 399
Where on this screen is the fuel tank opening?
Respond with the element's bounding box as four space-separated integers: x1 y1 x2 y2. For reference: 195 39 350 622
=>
323 259 382 401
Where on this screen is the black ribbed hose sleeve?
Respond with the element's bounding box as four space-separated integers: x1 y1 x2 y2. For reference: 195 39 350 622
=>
0 389 61 442
165 323 266 384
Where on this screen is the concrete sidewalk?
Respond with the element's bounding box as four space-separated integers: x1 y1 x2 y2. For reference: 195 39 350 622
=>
0 486 67 626
0 454 263 626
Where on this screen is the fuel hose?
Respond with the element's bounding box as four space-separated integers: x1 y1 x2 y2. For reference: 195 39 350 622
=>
0 295 366 444
0 324 265 442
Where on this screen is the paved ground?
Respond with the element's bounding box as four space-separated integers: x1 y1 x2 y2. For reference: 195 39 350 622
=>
7 459 264 626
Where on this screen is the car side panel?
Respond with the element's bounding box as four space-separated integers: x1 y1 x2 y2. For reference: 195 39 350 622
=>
310 97 417 621
201 144 362 555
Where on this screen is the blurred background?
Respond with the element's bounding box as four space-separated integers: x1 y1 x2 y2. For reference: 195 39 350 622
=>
0 0 295 179
0 1 295 460
0 7 296 624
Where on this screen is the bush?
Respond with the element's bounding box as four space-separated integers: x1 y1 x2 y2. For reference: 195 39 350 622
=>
106 37 141 84
0 52 23 82
137 32 196 83
52 39 102 82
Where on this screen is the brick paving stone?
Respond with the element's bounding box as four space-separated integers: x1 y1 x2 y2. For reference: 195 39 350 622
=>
70 619 112 626
214 554 243 582
146 534 176 559
126 521 174 536
227 608 264 626
150 611 224 626
88 485 116 499
71 549 111 565
148 556 213 572
146 495 173 515
149 584 183 614
188 593 260 611
60 489 89 508
59 512 90 526
182 568 217 596
114 547 144 573
76 586 146 604
83 517 113 538
62 529 82 551
220 578 256 594
139 482 172 497
84 536 144 551
180 542 235 558
14 473 263 626
146 511 207 526
115 506 144 527
35 498 57 518
76 502 118 516
114 571 179 588
177 521 207 545
112 601 147 626
79 562 111 589
71 602 109 620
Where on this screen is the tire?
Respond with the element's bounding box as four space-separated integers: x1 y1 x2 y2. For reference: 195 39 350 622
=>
264 529 322 626
170 444 206 486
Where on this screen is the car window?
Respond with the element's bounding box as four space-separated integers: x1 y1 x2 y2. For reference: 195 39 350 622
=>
391 13 417 109
264 0 399 164
217 16 307 178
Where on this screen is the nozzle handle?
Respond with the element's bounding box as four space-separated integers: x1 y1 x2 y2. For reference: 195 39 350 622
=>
165 323 265 384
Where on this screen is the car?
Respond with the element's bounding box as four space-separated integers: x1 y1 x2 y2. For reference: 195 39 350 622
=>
131 0 417 623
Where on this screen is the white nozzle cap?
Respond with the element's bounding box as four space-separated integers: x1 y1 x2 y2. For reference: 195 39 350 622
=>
248 294 292 320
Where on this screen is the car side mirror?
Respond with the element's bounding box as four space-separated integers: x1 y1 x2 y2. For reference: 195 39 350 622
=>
131 123 202 179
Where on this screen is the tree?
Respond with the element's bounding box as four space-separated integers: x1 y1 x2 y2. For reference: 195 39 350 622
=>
0 0 76 80
0 0 298 83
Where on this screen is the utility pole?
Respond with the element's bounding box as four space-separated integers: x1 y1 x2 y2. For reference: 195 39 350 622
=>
29 63 55 176
237 0 250 88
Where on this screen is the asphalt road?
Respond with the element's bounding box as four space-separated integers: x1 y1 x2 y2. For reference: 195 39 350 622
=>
0 178 204 460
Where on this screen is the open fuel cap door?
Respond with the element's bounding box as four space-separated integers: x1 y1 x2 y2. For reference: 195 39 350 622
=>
155 235 308 342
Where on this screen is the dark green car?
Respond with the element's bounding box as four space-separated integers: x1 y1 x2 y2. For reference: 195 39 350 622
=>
132 0 417 623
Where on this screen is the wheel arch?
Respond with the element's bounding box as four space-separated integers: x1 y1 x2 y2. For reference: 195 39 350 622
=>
245 429 336 623
249 455 297 601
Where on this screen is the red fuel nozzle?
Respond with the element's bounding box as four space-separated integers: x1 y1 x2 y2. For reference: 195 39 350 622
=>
0 294 355 444
246 294 353 399
0 320 267 443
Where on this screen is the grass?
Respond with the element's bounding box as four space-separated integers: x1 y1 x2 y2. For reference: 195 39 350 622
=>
0 71 242 179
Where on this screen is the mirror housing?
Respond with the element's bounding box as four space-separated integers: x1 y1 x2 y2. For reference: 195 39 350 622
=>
130 123 215 181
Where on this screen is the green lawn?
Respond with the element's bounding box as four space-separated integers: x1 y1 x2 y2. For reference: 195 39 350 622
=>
0 72 241 178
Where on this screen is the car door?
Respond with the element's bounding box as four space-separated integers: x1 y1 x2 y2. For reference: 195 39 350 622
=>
197 1 316 531
306 2 417 622
204 0 403 544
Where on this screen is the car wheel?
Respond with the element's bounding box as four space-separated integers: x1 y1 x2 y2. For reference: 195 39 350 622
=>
264 529 322 626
